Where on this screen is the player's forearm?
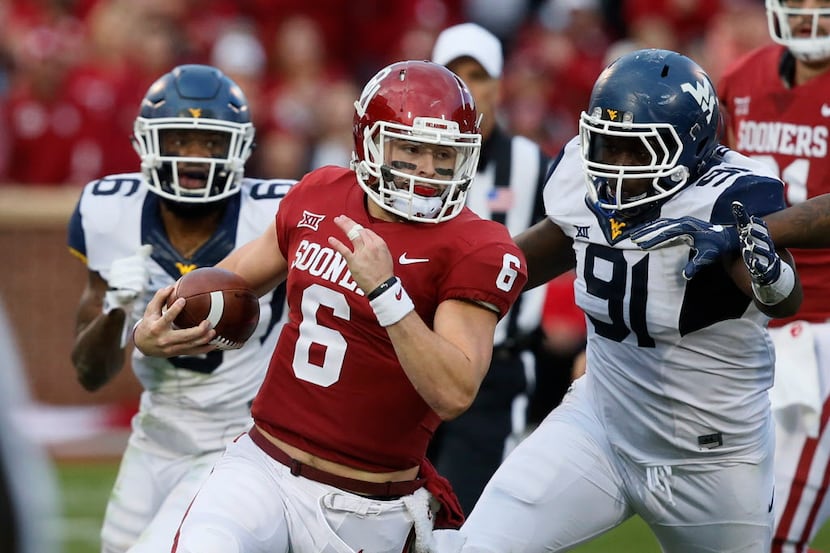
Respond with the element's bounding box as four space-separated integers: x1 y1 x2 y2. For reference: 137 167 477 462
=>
217 228 286 297
767 194 830 248
71 311 128 391
386 304 493 421
389 322 480 420
515 218 575 289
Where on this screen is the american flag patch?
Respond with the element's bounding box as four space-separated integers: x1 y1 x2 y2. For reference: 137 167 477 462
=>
487 188 514 212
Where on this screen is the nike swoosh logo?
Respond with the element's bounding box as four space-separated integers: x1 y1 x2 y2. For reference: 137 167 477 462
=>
399 253 429 265
822 104 830 118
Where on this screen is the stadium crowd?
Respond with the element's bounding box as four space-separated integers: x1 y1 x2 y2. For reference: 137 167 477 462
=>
0 0 770 187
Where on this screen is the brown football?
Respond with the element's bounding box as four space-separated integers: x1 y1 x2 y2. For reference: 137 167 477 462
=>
166 267 259 350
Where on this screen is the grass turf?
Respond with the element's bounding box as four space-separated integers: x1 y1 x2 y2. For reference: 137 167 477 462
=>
56 460 830 553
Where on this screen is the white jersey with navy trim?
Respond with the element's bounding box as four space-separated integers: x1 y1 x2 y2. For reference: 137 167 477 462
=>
68 174 293 455
545 138 785 465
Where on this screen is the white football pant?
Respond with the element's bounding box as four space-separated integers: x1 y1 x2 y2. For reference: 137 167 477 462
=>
458 375 775 553
172 433 437 553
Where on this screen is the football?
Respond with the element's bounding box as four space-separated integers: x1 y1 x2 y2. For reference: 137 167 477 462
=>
166 267 259 350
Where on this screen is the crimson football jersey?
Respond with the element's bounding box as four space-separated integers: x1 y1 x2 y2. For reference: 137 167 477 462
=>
719 44 830 325
251 166 527 472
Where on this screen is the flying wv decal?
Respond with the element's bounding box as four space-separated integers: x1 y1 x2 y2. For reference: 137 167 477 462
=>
680 79 716 124
585 197 631 245
176 262 198 275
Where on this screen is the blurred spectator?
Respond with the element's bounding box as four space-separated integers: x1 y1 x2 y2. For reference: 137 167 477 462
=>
210 20 267 99
65 0 143 177
536 0 610 123
258 126 310 180
210 18 269 174
344 0 463 80
0 0 198 186
2 24 93 185
122 8 192 89
463 0 533 43
700 0 771 83
501 0 610 155
622 0 721 55
0 2 13 97
308 78 360 170
261 14 339 137
0 0 766 189
255 13 338 178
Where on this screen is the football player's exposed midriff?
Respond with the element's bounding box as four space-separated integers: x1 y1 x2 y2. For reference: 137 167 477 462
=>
253 424 420 484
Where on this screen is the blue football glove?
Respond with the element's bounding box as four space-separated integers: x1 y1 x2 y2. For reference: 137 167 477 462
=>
732 201 781 286
630 217 739 280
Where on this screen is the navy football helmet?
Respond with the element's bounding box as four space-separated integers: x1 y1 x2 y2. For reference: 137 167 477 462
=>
132 64 255 203
580 49 720 220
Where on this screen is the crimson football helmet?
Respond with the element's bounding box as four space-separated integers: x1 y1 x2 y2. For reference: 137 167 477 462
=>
580 49 720 220
132 64 255 203
767 0 830 62
352 60 482 223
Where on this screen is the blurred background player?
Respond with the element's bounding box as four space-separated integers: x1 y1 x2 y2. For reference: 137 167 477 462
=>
67 64 293 553
134 60 526 553
427 22 556 516
718 1 830 551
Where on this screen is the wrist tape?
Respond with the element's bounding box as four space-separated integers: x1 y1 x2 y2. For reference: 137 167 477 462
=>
369 277 414 327
752 262 795 305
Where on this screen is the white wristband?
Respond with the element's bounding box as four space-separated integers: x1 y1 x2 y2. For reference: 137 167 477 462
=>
751 262 795 305
369 277 415 327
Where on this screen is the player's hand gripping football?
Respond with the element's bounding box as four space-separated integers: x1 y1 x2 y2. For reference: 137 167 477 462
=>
630 216 739 280
133 285 216 358
104 244 153 314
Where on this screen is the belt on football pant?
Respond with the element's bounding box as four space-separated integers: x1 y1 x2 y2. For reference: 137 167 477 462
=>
248 425 426 497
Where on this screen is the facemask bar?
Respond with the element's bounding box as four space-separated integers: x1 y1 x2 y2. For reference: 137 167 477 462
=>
766 0 830 62
133 116 255 203
354 117 481 223
579 110 689 212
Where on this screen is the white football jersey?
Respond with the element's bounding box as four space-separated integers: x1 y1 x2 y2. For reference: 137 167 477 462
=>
68 174 293 455
545 138 785 465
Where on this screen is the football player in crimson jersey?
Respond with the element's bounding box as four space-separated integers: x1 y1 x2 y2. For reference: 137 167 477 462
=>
68 65 292 553
717 2 830 551
453 49 801 553
133 60 526 553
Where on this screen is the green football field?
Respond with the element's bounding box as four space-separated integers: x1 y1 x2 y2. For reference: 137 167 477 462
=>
57 460 830 553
